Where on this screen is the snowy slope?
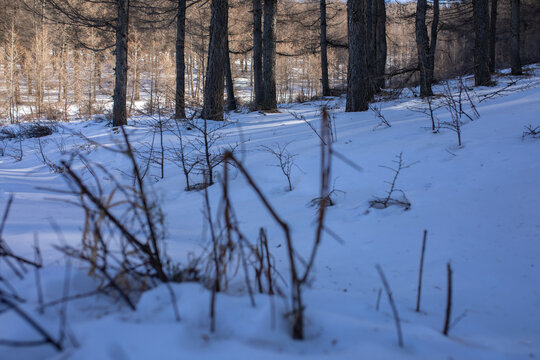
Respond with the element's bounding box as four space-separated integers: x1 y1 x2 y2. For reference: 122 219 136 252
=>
1 65 539 360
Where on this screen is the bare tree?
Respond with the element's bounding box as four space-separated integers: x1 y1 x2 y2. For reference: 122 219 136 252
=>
375 0 387 90
201 0 228 120
511 0 522 75
225 34 237 111
261 142 297 191
320 0 330 96
489 0 497 73
111 0 129 126
252 0 264 108
346 0 369 112
415 0 439 97
175 0 187 119
473 0 491 86
369 152 415 210
262 0 277 110
32 0 130 126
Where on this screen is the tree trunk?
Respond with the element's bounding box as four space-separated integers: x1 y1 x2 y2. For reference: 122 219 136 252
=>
428 0 439 88
416 0 431 97
201 0 228 120
58 29 65 103
225 35 237 111
489 0 497 73
112 0 129 127
74 50 82 108
473 0 491 86
365 0 375 98
252 0 264 108
346 0 369 112
375 0 387 90
511 0 522 75
262 0 277 110
320 0 330 96
416 0 438 97
175 0 186 119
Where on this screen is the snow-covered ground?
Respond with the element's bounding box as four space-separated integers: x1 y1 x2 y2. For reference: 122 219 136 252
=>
1 65 539 360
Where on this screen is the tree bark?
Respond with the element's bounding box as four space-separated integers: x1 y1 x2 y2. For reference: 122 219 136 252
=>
262 0 277 110
473 0 491 86
416 0 430 97
201 0 228 120
429 0 439 85
320 0 330 96
175 0 186 119
225 35 237 111
489 0 497 73
375 0 387 90
511 0 522 75
415 0 438 97
113 0 129 127
346 0 369 112
365 0 375 98
252 0 264 108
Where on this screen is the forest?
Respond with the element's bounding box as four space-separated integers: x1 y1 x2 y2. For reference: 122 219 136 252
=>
0 0 538 123
0 0 539 359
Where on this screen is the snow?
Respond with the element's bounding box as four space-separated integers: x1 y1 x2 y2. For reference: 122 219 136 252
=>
1 65 540 360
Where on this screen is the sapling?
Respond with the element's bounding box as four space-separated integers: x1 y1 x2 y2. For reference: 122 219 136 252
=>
407 95 442 133
441 79 480 146
370 152 416 210
185 115 236 188
307 179 344 208
522 124 540 140
171 118 200 190
370 103 391 129
261 142 297 191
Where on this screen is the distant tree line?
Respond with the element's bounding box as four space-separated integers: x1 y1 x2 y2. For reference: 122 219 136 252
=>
0 0 538 125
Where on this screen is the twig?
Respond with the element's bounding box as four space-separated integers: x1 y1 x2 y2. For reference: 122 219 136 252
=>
164 282 181 322
0 296 63 351
34 234 44 314
416 230 427 312
375 288 382 311
375 264 404 347
57 259 72 344
442 262 453 336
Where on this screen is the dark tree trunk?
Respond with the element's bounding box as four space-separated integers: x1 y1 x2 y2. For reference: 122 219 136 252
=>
113 0 129 127
320 0 330 96
175 0 186 119
489 0 497 73
365 0 375 99
262 0 277 110
416 0 430 97
252 0 264 108
473 0 491 86
375 0 387 90
415 0 439 97
201 0 228 121
225 35 237 111
346 0 369 112
429 0 439 83
511 0 522 75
